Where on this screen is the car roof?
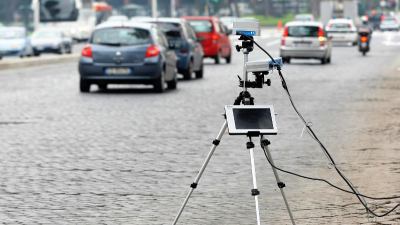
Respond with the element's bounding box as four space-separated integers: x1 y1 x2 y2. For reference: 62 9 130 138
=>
285 21 322 27
131 17 185 24
183 16 218 21
0 26 25 31
95 21 155 30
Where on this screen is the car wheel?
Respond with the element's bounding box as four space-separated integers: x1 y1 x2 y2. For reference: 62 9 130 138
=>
98 84 107 91
183 61 193 80
195 62 204 79
33 50 41 57
58 45 65 55
225 53 231 64
283 57 290 64
321 58 327 65
80 79 90 93
66 45 72 54
214 51 221 64
154 69 166 93
327 57 331 64
167 69 178 90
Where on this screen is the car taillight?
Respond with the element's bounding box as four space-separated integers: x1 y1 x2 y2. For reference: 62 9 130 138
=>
283 26 289 37
318 27 325 37
360 36 368 43
281 26 288 46
145 45 160 58
212 33 219 41
281 38 286 46
81 45 92 58
318 27 326 46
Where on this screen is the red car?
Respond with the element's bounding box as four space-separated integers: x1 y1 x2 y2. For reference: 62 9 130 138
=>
184 16 232 64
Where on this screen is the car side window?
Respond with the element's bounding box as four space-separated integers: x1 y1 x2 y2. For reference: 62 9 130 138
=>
157 30 168 48
186 23 197 41
218 22 225 34
214 21 220 33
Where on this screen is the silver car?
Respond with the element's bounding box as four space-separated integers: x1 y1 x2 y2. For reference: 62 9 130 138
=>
280 21 332 64
325 18 358 45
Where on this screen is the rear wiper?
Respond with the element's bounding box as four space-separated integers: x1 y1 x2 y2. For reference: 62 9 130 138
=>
96 42 122 46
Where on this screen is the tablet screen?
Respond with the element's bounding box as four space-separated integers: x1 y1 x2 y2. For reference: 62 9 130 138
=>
233 108 274 130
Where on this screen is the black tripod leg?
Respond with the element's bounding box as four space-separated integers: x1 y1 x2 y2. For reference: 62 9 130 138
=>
260 136 296 225
172 121 228 225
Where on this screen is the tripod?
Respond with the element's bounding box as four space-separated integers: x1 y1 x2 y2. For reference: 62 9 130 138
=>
172 36 296 225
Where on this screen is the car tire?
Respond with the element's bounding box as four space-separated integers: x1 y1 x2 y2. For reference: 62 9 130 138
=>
283 57 290 64
67 45 72 54
195 62 204 79
321 58 327 65
80 79 90 93
225 53 231 64
167 70 178 90
214 51 221 64
154 70 166 93
58 45 65 55
98 84 107 91
183 61 193 80
327 57 331 64
33 50 41 57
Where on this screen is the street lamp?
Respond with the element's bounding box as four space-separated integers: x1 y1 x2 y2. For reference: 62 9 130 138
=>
151 0 158 18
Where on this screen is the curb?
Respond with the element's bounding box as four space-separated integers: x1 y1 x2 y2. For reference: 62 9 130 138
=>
0 54 80 71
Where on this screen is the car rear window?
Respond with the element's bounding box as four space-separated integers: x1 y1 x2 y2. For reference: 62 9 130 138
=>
288 26 320 37
329 23 352 29
188 20 213 33
155 22 182 39
92 27 151 46
0 29 25 39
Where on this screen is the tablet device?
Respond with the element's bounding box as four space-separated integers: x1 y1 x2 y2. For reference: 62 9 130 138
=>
225 105 278 136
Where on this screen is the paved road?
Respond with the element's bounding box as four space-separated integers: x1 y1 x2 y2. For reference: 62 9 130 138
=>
0 31 400 225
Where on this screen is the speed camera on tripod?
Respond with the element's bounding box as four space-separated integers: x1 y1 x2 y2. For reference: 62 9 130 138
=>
225 105 278 136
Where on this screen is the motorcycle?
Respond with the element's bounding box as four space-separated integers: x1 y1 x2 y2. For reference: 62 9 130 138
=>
358 31 370 56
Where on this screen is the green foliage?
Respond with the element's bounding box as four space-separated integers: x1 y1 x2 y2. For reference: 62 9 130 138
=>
250 14 295 26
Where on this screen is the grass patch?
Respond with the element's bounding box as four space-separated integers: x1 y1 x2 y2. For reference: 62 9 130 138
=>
247 14 295 26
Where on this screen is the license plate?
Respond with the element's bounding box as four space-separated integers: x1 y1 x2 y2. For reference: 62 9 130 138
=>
105 68 131 75
361 43 367 47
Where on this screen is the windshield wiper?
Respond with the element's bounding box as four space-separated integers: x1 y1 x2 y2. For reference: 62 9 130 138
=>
95 42 122 46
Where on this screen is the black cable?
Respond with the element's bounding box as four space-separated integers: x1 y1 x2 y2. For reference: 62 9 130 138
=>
260 142 400 201
249 37 400 217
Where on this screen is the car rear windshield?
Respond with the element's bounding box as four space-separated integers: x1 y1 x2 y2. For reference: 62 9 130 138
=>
288 26 320 37
155 22 182 39
329 23 352 29
0 29 25 39
188 20 213 33
92 27 151 46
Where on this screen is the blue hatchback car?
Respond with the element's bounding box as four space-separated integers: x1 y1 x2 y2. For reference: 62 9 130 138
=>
79 22 178 93
135 17 204 80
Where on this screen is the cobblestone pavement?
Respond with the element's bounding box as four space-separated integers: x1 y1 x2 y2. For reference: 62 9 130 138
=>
0 32 400 225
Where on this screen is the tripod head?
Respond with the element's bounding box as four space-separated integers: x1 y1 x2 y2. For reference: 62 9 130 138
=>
235 35 254 53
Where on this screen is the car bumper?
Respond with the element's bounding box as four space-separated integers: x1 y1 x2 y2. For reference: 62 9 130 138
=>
280 47 329 59
0 49 23 56
176 53 190 71
33 46 59 53
79 59 162 84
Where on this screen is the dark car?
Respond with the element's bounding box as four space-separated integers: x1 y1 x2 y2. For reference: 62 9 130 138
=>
79 22 178 93
135 17 204 80
184 16 232 64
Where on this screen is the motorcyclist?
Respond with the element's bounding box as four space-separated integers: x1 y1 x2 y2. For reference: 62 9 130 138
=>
358 16 373 41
